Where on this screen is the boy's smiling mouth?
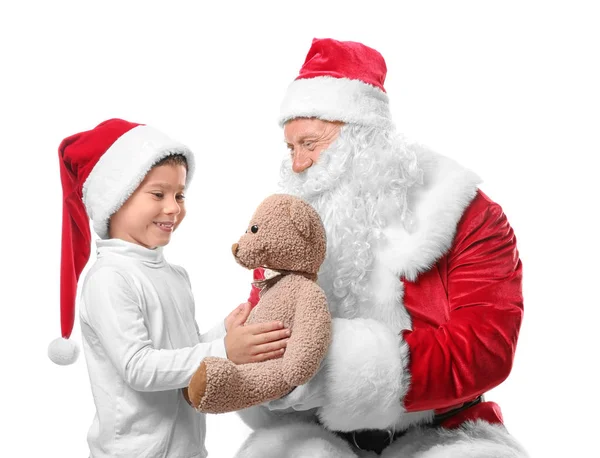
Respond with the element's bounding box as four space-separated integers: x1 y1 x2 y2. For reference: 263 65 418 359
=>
154 221 175 231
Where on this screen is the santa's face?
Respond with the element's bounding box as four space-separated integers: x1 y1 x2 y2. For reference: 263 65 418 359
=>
108 164 187 249
284 118 343 173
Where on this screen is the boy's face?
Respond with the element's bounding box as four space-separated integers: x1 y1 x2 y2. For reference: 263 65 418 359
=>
108 164 187 249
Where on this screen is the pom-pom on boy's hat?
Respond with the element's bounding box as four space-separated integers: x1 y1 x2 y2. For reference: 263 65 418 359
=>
279 38 393 129
48 118 195 365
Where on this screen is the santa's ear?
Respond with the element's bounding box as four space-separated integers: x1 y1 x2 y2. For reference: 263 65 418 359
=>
289 199 311 239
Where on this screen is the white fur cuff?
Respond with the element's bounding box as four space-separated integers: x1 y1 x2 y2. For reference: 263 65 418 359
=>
317 317 410 431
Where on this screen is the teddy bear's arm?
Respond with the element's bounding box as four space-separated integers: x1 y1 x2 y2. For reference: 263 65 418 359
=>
281 284 331 387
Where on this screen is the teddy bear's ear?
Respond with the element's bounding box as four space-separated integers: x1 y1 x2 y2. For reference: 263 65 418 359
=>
289 199 311 239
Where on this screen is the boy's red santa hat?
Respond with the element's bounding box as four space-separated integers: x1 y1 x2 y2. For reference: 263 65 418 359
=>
279 38 393 129
48 118 195 365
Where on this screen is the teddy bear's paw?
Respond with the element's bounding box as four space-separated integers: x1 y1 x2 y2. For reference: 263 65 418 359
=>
188 361 208 409
192 357 240 413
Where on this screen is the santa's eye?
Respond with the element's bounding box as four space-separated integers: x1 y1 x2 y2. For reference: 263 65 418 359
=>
251 225 259 234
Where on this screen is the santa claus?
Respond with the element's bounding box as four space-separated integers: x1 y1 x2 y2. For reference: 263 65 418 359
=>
235 38 528 457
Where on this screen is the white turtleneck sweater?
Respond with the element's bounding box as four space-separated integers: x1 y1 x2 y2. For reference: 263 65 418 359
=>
79 238 227 458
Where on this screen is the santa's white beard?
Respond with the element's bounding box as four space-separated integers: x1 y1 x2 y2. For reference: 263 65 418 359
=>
279 124 422 317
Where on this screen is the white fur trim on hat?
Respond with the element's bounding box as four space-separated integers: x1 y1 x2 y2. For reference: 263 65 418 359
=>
279 76 393 129
82 125 195 239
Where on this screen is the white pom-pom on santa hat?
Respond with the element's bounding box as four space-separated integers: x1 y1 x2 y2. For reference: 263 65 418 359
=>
48 337 79 365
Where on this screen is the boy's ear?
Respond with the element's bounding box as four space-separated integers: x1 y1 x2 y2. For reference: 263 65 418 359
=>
289 200 311 239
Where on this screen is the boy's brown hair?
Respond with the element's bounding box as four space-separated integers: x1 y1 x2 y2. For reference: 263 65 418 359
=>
153 153 188 171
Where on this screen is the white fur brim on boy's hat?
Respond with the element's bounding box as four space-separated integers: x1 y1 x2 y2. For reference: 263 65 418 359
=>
278 38 393 129
49 118 195 365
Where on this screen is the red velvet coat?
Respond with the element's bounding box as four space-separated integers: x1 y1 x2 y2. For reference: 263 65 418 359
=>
247 189 523 430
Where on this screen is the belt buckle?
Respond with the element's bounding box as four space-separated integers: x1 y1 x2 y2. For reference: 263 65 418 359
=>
351 429 395 452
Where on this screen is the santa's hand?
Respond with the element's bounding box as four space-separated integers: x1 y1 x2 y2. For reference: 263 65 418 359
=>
266 365 326 411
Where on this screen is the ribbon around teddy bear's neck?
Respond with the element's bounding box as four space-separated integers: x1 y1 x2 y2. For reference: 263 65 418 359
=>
252 268 317 291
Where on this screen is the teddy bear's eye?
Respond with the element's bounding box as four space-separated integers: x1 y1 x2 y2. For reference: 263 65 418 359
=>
251 225 259 234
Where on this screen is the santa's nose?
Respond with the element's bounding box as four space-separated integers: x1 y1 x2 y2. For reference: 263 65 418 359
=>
231 243 239 256
292 155 314 173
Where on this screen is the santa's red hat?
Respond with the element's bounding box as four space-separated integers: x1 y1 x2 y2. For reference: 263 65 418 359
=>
48 118 195 365
279 38 393 128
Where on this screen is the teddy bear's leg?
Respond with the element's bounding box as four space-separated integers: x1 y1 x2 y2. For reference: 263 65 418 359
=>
280 293 331 386
380 420 529 458
225 358 293 408
235 421 360 458
187 360 209 408
194 357 293 414
188 356 232 411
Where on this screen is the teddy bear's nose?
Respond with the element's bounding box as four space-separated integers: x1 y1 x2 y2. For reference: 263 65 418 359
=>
231 243 239 256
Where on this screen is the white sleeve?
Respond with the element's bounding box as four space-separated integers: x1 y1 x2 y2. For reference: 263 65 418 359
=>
197 320 227 343
82 268 227 392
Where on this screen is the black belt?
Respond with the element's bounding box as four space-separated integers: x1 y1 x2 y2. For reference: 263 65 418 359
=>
335 428 405 455
430 395 483 427
334 396 483 455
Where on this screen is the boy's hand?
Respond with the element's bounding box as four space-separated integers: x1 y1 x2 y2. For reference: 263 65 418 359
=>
225 302 252 332
224 304 290 364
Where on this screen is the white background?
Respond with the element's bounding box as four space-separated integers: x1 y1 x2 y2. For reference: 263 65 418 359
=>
1 1 598 457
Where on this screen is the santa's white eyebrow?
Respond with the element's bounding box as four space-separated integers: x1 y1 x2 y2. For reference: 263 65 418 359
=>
284 135 318 144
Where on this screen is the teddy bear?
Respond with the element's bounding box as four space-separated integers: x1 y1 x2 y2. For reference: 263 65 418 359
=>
185 193 331 414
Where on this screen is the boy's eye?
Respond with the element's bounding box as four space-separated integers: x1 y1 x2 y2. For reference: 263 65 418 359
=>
152 192 163 198
176 194 185 201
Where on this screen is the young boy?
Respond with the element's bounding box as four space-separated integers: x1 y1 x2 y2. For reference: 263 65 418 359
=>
48 118 289 458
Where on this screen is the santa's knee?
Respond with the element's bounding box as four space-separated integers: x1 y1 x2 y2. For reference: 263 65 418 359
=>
234 422 358 458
